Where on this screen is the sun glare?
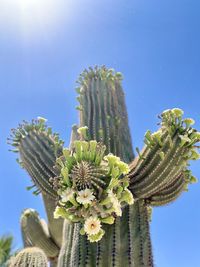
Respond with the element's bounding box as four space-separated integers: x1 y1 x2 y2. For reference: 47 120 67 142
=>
0 0 67 40
19 0 60 37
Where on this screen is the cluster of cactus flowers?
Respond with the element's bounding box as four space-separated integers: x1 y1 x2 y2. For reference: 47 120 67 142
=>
7 66 200 267
53 126 134 242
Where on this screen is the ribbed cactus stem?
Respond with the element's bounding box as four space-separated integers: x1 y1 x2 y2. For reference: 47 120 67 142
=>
58 66 153 267
9 118 64 263
42 194 63 247
146 174 185 206
9 247 48 267
9 118 64 198
78 66 134 161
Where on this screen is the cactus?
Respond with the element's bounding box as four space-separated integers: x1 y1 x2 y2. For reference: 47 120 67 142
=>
20 209 59 258
9 66 199 266
9 247 48 267
8 118 64 266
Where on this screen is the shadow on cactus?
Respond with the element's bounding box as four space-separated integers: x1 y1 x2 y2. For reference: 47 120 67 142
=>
9 66 200 267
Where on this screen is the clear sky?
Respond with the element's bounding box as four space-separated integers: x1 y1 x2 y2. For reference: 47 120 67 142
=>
0 1 200 266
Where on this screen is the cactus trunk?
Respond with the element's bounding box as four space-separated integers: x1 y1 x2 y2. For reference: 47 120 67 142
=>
58 68 153 267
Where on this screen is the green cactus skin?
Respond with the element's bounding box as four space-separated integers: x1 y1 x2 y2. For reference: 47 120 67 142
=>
9 119 64 265
9 119 63 198
128 109 198 207
57 66 153 267
20 209 59 259
9 247 48 267
42 194 63 247
10 66 199 267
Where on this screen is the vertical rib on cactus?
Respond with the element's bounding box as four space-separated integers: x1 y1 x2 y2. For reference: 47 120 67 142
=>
78 66 134 161
58 66 153 267
42 194 63 247
9 247 48 267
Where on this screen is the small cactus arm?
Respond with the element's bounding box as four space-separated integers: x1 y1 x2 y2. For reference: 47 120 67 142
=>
9 247 48 267
8 119 64 265
9 66 200 267
20 209 59 258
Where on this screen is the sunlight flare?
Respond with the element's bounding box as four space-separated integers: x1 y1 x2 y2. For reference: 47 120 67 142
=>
0 0 68 40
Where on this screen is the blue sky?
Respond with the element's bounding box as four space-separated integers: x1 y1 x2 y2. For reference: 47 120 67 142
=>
0 0 200 266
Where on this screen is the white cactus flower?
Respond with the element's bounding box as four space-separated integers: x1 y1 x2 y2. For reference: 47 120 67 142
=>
84 216 101 236
76 188 95 205
108 190 122 216
61 188 74 202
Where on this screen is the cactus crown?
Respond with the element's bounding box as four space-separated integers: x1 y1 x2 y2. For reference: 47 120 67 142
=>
76 65 123 91
9 117 64 156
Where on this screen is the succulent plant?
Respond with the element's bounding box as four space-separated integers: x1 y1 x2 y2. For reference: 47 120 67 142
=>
9 247 48 267
9 66 199 266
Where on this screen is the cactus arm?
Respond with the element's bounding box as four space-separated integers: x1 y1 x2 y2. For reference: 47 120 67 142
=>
146 174 186 206
130 137 184 198
9 119 64 256
9 247 48 267
129 109 199 205
20 209 59 259
9 119 64 198
21 224 33 248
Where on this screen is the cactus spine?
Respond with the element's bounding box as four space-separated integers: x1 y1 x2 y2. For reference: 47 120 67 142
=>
9 66 199 267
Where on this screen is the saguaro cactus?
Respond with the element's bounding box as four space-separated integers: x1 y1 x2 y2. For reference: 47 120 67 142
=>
9 66 199 267
9 247 48 267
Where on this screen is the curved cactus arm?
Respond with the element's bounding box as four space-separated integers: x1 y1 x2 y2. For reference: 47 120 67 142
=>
145 173 186 206
9 247 48 267
8 118 64 199
20 209 59 259
129 109 199 203
9 118 64 249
